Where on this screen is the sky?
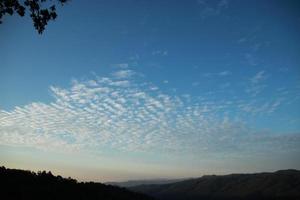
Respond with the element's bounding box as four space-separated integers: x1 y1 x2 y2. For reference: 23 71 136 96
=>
0 0 300 182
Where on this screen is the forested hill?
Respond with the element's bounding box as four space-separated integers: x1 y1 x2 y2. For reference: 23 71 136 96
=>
0 166 154 200
130 169 300 200
106 178 188 187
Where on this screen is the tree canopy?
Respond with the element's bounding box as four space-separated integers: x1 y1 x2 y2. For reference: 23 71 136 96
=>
0 166 154 200
0 0 68 34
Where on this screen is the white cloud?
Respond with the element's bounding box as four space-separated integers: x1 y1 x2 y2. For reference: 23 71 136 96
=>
114 63 129 68
129 54 140 61
245 53 257 66
203 73 212 78
109 80 130 87
278 67 289 73
192 82 200 87
238 37 247 43
218 71 232 76
112 70 135 79
246 71 268 96
152 50 168 56
197 0 229 19
250 70 267 84
219 82 231 89
202 71 232 78
238 99 282 115
0 69 298 158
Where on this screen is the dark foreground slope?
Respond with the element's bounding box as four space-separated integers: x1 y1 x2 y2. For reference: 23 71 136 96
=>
131 170 300 200
0 166 154 200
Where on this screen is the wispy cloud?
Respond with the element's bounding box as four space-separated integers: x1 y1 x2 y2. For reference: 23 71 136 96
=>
218 71 232 76
250 70 267 84
113 63 129 69
197 0 229 19
152 50 168 56
202 71 232 78
245 53 257 66
246 70 268 96
192 82 200 87
129 54 140 61
219 82 231 89
112 69 135 79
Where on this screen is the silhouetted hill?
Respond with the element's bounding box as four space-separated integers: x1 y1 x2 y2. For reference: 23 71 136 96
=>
0 166 154 200
130 169 300 200
106 178 188 187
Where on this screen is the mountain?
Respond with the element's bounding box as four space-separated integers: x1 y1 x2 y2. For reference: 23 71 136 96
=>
130 169 300 200
106 178 188 187
0 166 154 200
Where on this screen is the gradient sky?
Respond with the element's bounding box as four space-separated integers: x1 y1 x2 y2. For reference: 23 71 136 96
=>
1 0 300 182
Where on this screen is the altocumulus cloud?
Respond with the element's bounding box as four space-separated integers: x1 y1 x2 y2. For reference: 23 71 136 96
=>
0 69 299 157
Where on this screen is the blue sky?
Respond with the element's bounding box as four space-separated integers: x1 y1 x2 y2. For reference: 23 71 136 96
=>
0 0 300 181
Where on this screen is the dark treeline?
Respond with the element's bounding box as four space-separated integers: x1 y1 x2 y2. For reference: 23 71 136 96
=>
0 166 154 200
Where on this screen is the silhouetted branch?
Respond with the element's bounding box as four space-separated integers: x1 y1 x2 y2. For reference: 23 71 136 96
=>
0 0 69 34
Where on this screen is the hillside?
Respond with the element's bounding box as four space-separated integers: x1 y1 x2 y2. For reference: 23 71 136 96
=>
130 170 300 200
0 166 154 200
106 178 188 187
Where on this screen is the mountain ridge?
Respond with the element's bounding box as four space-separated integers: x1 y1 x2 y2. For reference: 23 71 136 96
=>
130 169 300 200
106 178 189 187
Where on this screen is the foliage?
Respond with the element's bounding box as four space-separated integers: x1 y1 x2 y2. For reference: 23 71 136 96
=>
0 166 155 200
0 0 68 33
